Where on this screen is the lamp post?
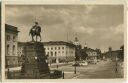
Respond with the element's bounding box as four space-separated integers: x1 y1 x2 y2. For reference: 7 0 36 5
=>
74 65 76 74
62 71 64 79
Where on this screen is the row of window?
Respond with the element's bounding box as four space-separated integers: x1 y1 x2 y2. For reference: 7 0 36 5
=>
6 44 16 55
46 50 74 57
45 47 65 50
47 51 64 55
6 35 16 41
88 52 97 56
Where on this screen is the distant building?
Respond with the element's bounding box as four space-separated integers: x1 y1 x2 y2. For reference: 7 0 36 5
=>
81 43 98 64
17 41 76 64
43 41 76 64
86 48 98 63
5 24 19 68
73 37 82 61
104 50 122 61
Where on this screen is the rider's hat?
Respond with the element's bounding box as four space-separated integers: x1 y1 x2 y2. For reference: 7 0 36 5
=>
35 22 38 24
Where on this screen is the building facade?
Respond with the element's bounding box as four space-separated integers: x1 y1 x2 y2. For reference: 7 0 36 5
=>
17 41 76 65
86 48 98 64
43 41 76 64
17 42 26 66
5 24 19 68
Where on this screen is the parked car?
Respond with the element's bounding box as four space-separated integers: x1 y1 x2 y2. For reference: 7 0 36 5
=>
79 61 88 66
50 70 62 79
72 62 80 66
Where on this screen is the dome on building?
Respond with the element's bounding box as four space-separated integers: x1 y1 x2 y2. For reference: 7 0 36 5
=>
74 37 80 46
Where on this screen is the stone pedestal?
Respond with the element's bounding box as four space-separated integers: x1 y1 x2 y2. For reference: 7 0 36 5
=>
21 42 50 79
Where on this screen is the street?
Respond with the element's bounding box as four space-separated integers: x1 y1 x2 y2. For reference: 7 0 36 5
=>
50 59 123 79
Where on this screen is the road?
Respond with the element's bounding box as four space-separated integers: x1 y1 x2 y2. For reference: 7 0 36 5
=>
50 59 124 79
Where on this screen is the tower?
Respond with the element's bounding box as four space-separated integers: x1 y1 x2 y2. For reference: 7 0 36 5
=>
74 37 80 46
84 42 87 49
74 36 81 61
108 46 112 59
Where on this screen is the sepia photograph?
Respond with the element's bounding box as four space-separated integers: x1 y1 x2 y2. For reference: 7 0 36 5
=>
5 4 124 79
0 1 1 80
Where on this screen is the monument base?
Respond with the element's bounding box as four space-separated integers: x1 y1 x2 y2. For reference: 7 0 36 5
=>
21 42 50 79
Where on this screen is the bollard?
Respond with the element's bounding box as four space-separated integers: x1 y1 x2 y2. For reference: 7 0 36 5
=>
62 71 64 79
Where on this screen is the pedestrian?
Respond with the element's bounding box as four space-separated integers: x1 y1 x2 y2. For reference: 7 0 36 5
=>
115 62 118 73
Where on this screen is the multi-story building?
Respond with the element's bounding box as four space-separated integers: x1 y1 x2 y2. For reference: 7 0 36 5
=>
17 41 76 65
17 42 26 66
5 24 19 68
81 43 98 64
43 41 76 64
86 48 98 64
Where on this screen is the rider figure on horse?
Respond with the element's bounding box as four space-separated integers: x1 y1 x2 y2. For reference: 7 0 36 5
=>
29 22 42 42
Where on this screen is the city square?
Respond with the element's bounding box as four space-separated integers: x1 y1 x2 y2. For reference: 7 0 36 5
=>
5 5 124 79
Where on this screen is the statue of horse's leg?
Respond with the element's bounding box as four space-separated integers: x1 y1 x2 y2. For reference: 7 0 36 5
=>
31 34 34 42
36 35 38 42
39 34 41 41
32 35 34 41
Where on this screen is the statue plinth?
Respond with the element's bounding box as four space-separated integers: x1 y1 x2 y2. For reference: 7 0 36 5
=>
21 42 50 79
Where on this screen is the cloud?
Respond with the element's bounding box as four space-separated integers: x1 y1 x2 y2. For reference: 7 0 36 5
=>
110 24 123 34
5 5 124 52
73 26 94 34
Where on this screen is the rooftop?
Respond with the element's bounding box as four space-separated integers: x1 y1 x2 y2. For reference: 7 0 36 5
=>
18 41 76 47
5 24 19 33
43 41 75 47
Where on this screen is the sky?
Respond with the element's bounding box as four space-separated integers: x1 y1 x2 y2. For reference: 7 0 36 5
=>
5 5 124 52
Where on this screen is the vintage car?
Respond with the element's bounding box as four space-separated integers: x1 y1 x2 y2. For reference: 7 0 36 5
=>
50 70 62 79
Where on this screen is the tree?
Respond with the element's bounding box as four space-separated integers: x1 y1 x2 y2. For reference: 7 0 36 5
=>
95 48 102 59
81 48 88 60
119 45 124 61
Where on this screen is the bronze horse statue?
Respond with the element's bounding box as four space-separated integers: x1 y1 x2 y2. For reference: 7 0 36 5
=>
29 22 42 42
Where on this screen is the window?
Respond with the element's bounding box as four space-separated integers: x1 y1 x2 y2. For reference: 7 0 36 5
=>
47 52 49 55
55 47 57 50
62 51 64 53
47 47 49 50
7 35 10 41
13 36 16 41
58 51 60 53
55 52 57 56
47 52 49 57
7 45 9 55
58 47 60 50
51 47 53 50
51 52 53 56
13 45 15 55
62 47 64 50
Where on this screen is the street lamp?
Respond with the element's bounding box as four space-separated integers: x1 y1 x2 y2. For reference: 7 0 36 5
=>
74 65 76 74
62 71 64 79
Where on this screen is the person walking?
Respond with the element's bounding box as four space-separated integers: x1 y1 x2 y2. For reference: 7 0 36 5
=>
115 61 118 73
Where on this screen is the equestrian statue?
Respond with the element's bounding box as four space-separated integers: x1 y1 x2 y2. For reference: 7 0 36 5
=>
29 22 42 42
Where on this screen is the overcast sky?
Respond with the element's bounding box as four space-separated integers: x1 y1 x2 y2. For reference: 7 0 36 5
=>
5 5 124 52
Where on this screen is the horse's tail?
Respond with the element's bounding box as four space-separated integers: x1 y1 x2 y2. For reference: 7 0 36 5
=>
29 29 32 35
